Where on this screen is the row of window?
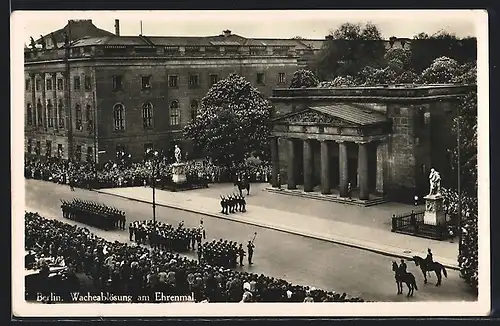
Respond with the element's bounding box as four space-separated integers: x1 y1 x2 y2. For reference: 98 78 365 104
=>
112 99 199 131
27 139 93 162
26 76 93 92
26 100 65 128
27 98 201 131
111 72 286 91
27 72 288 93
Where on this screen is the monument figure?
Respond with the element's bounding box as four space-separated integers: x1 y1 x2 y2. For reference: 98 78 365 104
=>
174 145 182 163
171 145 186 184
424 168 445 226
428 168 441 196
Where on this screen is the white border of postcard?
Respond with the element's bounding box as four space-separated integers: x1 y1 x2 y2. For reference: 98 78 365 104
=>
11 10 491 317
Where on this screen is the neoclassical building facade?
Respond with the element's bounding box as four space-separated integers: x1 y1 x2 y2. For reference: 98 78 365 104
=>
268 85 475 203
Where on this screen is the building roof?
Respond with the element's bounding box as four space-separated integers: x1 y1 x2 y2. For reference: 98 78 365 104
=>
30 21 411 51
272 104 389 126
310 105 389 126
35 20 115 45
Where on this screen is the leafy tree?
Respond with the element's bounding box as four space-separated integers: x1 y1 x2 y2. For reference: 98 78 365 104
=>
289 69 319 88
183 74 272 168
313 22 386 80
318 75 359 87
420 56 459 84
410 31 477 72
384 48 412 69
452 62 477 84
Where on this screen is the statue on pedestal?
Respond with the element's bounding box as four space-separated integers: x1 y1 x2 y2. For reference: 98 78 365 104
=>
428 168 441 196
174 145 182 163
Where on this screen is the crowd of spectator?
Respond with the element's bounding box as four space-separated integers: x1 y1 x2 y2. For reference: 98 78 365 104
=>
24 156 272 190
25 212 364 303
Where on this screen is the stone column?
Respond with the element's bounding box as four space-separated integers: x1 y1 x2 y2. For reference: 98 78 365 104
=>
30 73 36 126
303 139 313 192
376 140 388 194
320 140 331 194
270 136 280 187
287 138 296 189
52 72 58 130
357 141 369 200
41 73 47 130
338 140 348 197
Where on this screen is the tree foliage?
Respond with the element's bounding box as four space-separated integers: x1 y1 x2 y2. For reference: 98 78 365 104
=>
314 22 386 80
442 188 478 293
289 69 319 88
420 56 459 84
410 31 477 72
183 74 272 168
384 48 412 69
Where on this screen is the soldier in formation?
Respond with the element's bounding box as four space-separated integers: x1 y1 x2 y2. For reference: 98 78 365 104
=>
60 198 125 230
202 239 240 268
128 220 203 253
220 194 246 215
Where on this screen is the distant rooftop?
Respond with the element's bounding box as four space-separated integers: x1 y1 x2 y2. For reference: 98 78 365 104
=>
28 19 415 51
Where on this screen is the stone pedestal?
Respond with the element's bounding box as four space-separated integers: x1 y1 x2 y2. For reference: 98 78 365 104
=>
171 162 187 184
423 194 446 226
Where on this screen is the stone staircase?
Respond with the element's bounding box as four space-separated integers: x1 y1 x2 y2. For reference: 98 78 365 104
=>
265 187 387 207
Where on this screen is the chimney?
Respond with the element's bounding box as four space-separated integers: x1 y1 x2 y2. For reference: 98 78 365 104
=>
223 29 231 37
114 19 120 36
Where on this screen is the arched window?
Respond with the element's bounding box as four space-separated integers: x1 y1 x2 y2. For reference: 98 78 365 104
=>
27 103 33 126
58 99 64 128
113 103 125 131
47 99 53 128
36 99 43 126
169 100 180 126
75 104 82 131
190 100 199 121
86 104 93 131
142 102 153 129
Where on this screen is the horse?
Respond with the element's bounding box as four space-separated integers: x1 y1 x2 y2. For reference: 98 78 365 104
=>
234 175 250 196
391 261 418 297
412 255 448 286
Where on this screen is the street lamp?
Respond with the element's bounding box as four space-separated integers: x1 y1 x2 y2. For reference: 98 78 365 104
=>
146 148 160 249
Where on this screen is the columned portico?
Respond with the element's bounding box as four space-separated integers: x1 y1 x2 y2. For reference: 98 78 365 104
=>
303 139 314 192
338 140 349 197
320 140 331 194
287 138 297 190
270 105 392 202
357 141 369 200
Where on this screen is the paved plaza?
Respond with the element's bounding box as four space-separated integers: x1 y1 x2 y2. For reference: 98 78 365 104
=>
25 179 475 302
96 182 460 269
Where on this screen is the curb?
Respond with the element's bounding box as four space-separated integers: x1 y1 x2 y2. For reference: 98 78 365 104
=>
94 190 460 271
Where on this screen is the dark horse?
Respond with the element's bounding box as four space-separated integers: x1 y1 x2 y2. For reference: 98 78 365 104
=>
412 255 448 286
234 174 250 196
392 261 418 297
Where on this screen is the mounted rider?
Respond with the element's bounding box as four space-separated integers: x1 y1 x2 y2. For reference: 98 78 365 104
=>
398 259 407 276
425 248 434 276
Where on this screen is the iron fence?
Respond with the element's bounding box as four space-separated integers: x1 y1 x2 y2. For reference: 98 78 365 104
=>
391 210 453 241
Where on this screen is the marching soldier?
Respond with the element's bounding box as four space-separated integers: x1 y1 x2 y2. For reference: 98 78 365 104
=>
238 243 246 267
247 240 255 265
220 196 226 214
239 195 246 212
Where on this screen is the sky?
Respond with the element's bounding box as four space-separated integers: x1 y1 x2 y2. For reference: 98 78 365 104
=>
13 10 482 44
